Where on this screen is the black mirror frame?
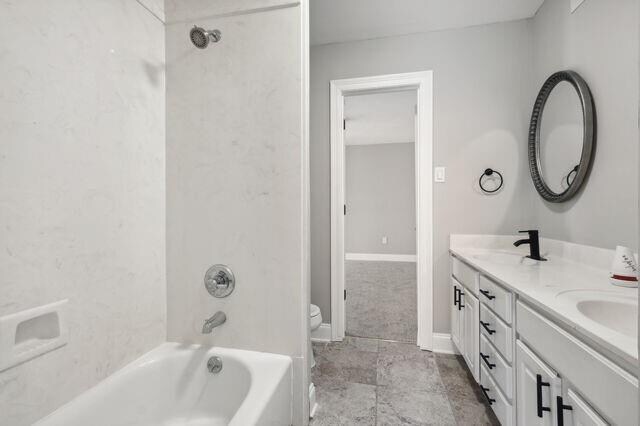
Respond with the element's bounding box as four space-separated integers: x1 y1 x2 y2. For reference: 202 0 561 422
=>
528 70 596 203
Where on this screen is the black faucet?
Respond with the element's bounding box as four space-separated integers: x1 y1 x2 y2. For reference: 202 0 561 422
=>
514 230 547 261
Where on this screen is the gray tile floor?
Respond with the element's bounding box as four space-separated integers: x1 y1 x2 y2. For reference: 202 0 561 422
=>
346 261 418 343
311 337 499 426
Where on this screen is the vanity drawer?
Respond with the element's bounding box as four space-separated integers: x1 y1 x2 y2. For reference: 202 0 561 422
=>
480 304 512 362
451 256 478 296
480 334 513 400
478 275 512 324
480 365 513 426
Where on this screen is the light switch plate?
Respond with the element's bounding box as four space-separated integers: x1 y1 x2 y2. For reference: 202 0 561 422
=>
434 167 446 183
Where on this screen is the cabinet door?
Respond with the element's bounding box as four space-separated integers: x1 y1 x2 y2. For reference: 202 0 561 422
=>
462 290 479 381
516 340 561 426
450 279 463 353
557 388 607 426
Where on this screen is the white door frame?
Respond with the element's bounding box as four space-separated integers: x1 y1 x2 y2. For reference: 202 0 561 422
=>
330 71 434 350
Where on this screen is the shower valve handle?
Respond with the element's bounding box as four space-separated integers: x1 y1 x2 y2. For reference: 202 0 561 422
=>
204 265 235 298
211 272 229 289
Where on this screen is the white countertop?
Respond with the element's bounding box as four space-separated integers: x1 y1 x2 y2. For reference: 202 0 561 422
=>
449 235 638 369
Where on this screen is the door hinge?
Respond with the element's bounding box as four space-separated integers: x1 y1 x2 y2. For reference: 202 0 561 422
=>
343 119 346 130
344 289 347 300
344 204 346 215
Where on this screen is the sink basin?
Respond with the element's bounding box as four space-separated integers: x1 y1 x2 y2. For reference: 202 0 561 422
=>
472 252 539 266
557 290 638 339
576 300 637 338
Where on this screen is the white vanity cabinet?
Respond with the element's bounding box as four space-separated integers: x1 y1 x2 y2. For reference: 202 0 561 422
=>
450 278 463 353
516 301 637 425
448 251 638 426
450 256 480 381
462 290 479 379
515 340 561 426
477 274 517 425
450 277 480 380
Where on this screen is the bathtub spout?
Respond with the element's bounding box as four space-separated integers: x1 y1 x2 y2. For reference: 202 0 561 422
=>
202 311 226 334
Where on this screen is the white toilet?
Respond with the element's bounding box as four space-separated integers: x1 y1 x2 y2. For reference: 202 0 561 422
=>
309 304 322 368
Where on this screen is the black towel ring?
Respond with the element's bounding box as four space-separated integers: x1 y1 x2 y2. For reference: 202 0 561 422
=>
479 168 503 193
566 165 579 187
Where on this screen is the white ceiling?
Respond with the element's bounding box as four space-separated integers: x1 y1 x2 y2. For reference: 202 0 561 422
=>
311 0 545 46
344 90 416 146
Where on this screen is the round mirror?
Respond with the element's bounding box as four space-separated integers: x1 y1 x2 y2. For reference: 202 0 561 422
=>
528 71 595 203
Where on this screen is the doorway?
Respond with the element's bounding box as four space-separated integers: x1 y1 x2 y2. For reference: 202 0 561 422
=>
343 90 417 342
330 71 433 349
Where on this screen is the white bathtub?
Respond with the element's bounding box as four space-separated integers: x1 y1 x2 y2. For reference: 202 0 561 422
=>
35 343 292 426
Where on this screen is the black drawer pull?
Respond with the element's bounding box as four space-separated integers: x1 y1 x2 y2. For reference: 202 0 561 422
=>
480 320 495 335
480 352 496 369
479 289 496 300
556 396 573 426
536 374 551 418
480 385 495 405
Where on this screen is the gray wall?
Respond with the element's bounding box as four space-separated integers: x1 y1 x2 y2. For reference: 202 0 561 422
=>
346 143 416 255
310 20 535 332
531 0 639 251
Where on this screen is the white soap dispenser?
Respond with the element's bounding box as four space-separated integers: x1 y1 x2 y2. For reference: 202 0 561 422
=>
609 246 638 288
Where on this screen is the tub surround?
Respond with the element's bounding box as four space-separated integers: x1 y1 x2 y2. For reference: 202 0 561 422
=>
0 1 166 424
165 3 307 423
450 234 638 367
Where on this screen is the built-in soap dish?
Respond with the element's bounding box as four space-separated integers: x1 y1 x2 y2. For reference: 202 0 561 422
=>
0 300 69 372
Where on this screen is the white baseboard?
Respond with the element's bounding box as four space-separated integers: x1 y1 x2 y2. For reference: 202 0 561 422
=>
310 323 332 342
312 327 459 356
345 253 417 262
432 333 459 354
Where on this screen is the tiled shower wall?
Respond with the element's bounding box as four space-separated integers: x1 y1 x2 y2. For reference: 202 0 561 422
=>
0 1 166 425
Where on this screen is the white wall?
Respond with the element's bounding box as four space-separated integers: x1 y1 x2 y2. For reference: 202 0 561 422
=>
346 143 416 255
0 1 166 425
310 20 535 332
531 0 639 251
165 3 307 424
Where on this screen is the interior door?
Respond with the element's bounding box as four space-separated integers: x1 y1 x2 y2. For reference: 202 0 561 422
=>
516 340 561 426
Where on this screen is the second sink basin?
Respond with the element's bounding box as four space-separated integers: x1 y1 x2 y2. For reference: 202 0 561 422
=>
557 290 638 339
576 299 637 339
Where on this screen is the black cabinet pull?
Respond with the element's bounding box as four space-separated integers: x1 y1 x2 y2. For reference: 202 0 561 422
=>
457 289 465 310
453 286 458 307
480 385 495 405
556 396 573 426
480 352 496 369
479 289 496 300
536 374 551 418
480 320 495 335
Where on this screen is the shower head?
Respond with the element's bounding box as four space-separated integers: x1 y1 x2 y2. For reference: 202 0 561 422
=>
190 26 221 49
